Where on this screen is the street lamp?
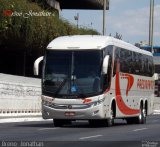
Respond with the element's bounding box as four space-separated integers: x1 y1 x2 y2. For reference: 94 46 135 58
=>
103 0 109 35
149 0 155 53
103 0 107 35
74 13 79 29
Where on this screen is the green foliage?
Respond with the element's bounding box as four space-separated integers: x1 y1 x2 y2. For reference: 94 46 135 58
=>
0 0 99 52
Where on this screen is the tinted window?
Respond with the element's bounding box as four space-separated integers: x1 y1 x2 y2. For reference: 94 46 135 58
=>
113 46 154 77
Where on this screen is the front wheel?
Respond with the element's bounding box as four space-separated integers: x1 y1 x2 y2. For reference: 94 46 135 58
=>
107 105 114 127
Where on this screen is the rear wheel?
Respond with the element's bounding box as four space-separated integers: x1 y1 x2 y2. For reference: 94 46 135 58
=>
135 107 146 124
140 108 146 124
134 105 146 124
126 106 146 125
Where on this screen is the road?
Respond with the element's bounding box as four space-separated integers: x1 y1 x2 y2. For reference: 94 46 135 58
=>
0 115 160 147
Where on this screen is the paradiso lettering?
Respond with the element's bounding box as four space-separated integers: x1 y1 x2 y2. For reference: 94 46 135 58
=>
137 79 154 90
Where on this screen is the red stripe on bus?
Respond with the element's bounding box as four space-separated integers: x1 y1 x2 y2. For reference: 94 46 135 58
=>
121 73 134 96
115 61 140 115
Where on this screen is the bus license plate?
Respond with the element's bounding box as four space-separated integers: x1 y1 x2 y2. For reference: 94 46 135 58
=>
65 112 75 116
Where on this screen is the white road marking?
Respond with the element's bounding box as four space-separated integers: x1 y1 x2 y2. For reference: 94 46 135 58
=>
133 128 148 132
38 127 59 131
79 135 103 140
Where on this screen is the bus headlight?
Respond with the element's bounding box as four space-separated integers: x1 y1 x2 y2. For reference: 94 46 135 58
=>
91 98 105 107
42 95 54 106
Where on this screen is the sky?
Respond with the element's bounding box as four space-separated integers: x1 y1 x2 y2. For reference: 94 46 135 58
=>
60 0 160 46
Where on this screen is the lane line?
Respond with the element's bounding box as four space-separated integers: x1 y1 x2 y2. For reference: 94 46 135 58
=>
133 128 148 132
38 127 59 131
79 135 103 140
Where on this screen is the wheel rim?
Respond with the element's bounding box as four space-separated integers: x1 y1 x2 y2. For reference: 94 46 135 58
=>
139 110 142 120
139 107 146 124
143 109 146 118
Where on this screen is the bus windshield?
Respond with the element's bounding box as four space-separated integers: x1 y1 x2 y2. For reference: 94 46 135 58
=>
43 50 103 98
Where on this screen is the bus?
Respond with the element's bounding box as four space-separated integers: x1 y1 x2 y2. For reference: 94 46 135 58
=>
140 45 160 97
34 35 155 127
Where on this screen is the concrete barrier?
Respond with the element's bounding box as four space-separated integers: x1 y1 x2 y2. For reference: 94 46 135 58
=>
0 74 41 115
153 97 160 114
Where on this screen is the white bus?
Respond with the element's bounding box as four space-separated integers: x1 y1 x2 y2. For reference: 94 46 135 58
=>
34 35 155 127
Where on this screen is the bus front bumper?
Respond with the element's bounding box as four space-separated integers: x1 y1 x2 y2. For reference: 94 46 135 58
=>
42 103 106 120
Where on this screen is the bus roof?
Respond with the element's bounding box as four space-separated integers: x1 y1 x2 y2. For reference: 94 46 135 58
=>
47 35 152 56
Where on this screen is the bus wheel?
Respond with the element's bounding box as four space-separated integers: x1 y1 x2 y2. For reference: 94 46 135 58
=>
136 107 146 124
142 108 146 124
107 105 114 127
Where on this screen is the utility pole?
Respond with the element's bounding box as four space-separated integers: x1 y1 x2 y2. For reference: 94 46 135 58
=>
103 0 106 35
149 0 155 53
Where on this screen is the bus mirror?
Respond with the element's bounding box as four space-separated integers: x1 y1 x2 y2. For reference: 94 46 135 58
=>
34 56 44 76
102 55 109 74
154 73 159 81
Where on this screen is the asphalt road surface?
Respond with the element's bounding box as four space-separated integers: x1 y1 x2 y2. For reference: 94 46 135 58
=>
0 115 160 147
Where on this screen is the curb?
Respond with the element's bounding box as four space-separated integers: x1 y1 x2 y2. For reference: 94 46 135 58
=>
0 117 45 123
0 113 42 118
0 113 44 123
153 110 160 115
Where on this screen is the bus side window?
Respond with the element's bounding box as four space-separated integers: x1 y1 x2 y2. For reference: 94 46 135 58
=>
148 56 154 77
120 49 125 72
113 47 120 76
140 54 144 75
128 51 133 73
138 53 142 75
146 57 149 76
120 48 130 73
